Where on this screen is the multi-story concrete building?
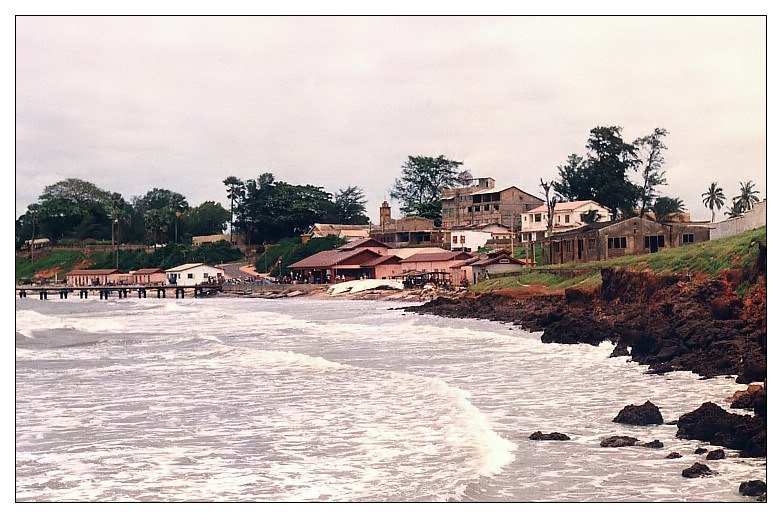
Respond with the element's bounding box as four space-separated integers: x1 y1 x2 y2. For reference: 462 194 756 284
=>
521 200 611 242
440 177 544 229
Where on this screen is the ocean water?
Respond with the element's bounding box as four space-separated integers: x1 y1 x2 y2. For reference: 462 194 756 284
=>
15 296 766 502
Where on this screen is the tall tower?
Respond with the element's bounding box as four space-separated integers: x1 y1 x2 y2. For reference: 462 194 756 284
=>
380 201 392 231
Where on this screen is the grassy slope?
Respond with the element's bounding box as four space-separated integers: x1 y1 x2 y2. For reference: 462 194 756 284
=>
472 226 766 294
15 251 87 283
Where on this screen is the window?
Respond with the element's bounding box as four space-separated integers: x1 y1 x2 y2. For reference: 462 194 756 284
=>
534 214 542 222
491 193 500 202
203 273 209 278
460 235 466 244
494 204 500 210
556 215 561 223
187 273 194 279
484 204 490 211
565 215 570 223
608 237 627 249
499 258 510 264
588 238 596 250
475 206 480 212
453 236 459 244
683 233 695 243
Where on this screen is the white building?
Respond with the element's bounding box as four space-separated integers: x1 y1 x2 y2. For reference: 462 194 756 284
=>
166 263 225 286
448 230 492 252
521 200 611 242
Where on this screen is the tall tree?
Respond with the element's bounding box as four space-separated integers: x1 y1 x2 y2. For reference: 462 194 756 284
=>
169 193 189 244
651 196 685 222
184 201 231 237
36 178 113 241
136 188 189 243
540 179 559 265
144 209 168 245
334 186 370 225
390 155 464 225
223 176 244 244
633 128 669 217
701 182 726 223
734 180 760 213
554 127 641 219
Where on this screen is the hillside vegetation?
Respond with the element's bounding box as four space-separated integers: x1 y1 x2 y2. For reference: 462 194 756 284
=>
472 226 766 296
15 241 243 284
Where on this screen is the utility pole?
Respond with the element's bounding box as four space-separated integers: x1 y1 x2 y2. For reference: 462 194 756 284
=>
510 214 514 257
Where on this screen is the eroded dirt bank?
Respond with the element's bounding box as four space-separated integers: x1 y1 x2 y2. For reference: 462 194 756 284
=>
408 264 766 384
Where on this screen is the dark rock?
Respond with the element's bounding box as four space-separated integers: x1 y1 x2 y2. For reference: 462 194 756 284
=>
666 452 682 459
529 431 571 441
600 436 639 448
706 449 725 460
682 462 714 478
641 440 664 449
739 480 766 497
694 447 708 454
676 402 766 457
730 388 766 418
740 431 766 458
613 401 664 425
610 343 630 357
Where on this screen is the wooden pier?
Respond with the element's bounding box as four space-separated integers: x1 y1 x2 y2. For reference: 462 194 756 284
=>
16 285 222 300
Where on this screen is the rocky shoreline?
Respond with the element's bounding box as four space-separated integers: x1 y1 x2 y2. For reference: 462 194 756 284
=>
406 262 767 496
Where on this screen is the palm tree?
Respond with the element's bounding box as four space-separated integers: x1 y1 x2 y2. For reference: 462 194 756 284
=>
724 200 744 219
652 196 685 222
224 176 244 244
168 193 188 244
734 180 760 213
144 209 168 245
701 182 726 223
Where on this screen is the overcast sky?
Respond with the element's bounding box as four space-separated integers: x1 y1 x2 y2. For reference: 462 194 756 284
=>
15 15 767 223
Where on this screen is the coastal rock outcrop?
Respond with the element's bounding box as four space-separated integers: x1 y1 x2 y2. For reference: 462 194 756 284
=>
676 402 766 458
612 401 664 425
665 452 682 459
408 265 766 384
599 436 638 448
682 462 714 478
529 431 571 441
706 449 725 460
738 480 766 497
640 440 664 449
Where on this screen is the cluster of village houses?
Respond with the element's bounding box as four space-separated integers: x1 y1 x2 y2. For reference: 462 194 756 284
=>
65 263 225 288
288 176 713 286
63 176 763 289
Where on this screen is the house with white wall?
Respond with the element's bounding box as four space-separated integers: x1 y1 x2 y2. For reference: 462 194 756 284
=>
521 200 611 242
166 263 225 286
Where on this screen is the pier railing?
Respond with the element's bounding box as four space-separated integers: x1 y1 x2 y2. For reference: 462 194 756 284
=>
16 285 222 300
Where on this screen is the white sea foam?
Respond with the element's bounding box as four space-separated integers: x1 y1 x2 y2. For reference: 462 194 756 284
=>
15 309 125 337
15 297 766 502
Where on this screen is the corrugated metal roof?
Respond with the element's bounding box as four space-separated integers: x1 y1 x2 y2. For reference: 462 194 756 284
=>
289 249 381 269
472 254 525 266
166 263 206 272
66 269 122 276
361 255 402 267
338 237 390 250
132 268 165 274
400 251 472 263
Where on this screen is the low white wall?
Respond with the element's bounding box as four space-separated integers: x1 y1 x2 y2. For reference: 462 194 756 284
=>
710 200 766 239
